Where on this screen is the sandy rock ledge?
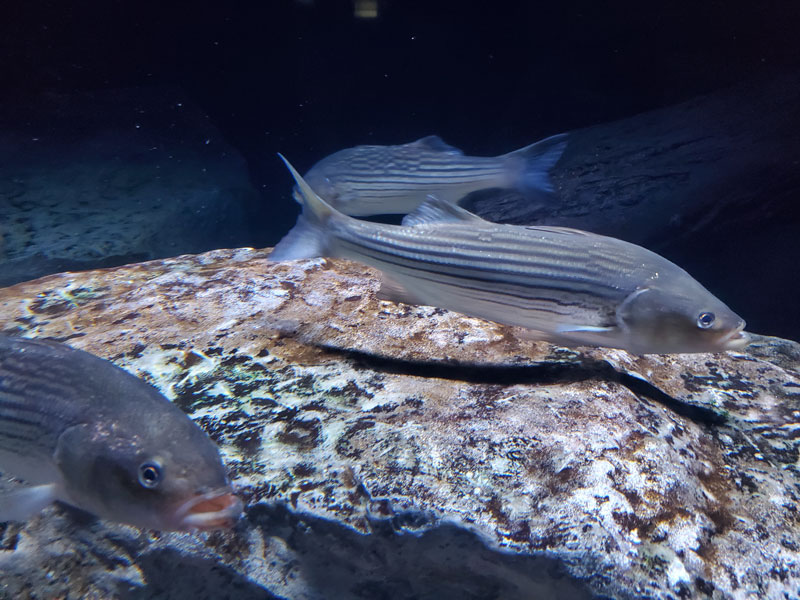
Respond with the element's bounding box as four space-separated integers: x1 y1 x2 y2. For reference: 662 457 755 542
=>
0 248 799 600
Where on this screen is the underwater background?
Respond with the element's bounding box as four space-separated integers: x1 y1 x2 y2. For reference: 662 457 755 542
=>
2 0 800 341
3 3 800 600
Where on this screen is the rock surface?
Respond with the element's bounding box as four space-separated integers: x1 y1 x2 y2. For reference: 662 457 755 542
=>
0 86 258 288
467 73 800 247
0 248 799 599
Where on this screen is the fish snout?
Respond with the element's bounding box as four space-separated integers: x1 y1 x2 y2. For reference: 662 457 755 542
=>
174 488 243 531
720 319 749 350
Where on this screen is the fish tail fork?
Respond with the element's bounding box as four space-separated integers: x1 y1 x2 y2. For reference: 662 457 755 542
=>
504 132 568 200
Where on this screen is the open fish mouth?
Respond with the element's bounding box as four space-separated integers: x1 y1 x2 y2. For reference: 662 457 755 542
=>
174 488 243 531
721 321 749 350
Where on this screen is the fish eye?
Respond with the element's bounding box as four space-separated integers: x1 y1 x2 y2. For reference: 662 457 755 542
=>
138 461 162 489
696 312 716 329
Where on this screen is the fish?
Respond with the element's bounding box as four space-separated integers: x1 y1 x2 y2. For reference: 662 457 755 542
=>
0 335 242 531
271 155 749 355
297 133 568 217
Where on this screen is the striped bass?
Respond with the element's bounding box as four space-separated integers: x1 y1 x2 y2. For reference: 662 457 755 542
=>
271 155 748 355
0 335 242 531
298 133 567 216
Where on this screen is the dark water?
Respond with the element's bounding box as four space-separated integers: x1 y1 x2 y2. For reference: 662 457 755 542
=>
2 0 800 340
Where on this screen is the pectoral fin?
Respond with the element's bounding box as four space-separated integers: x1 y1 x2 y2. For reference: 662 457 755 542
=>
0 483 61 522
548 322 629 351
517 324 615 347
377 276 425 306
555 324 615 334
516 323 620 350
513 327 554 342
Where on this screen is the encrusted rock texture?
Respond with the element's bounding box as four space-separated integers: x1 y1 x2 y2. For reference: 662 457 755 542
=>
0 248 799 599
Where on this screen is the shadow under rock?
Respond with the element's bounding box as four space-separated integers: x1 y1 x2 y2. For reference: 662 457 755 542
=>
247 502 597 600
118 550 281 600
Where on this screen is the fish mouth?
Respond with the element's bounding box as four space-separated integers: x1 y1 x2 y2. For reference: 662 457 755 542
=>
174 488 243 531
720 321 749 350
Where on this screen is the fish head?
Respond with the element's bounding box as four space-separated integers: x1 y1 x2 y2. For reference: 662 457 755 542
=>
55 411 243 532
616 282 748 354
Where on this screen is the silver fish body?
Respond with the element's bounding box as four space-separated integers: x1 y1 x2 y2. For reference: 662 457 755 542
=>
300 133 567 216
272 155 748 355
0 335 242 531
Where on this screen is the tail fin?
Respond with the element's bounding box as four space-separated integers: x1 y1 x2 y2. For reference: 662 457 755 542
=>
269 154 336 261
504 132 568 200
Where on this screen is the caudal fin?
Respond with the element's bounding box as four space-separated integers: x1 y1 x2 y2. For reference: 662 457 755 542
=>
504 132 568 200
269 154 336 261
269 217 328 261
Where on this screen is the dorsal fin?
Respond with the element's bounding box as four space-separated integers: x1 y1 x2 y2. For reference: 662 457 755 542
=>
409 135 463 154
401 195 487 227
523 225 597 237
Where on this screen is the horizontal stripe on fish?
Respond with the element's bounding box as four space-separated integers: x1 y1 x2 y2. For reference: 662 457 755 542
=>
362 262 615 330
340 245 622 300
0 385 76 419
343 220 642 265
342 164 507 172
336 173 506 185
342 225 599 262
0 396 76 451
342 169 506 180
0 419 43 439
0 377 84 422
337 240 624 307
401 275 613 327
0 403 55 447
349 235 634 279
342 157 506 168
1 352 87 386
0 435 45 456
343 155 501 166
0 401 54 426
378 266 610 319
337 228 632 289
0 399 64 424
0 375 81 404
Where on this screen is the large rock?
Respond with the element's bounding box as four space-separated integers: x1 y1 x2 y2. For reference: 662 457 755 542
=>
467 73 800 246
0 249 799 599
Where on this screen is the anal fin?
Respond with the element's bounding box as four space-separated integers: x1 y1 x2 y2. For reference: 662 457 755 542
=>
377 275 424 306
555 324 614 334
